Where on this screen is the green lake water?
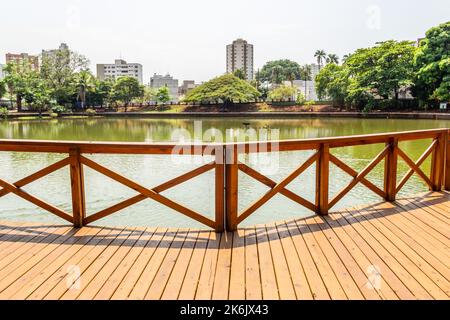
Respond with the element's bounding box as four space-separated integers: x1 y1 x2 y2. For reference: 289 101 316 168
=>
0 117 448 228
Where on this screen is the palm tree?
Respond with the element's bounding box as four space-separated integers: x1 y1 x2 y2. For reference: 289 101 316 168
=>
74 70 94 109
314 50 327 70
342 54 350 63
326 54 340 65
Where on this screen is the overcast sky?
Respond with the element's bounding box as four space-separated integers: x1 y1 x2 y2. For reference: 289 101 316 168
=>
1 0 449 83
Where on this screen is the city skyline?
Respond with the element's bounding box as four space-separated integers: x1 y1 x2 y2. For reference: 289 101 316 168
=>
1 0 449 82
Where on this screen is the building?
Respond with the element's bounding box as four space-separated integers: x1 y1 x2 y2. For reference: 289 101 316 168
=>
178 80 198 96
42 43 69 59
97 59 143 84
0 64 5 80
226 38 254 81
292 80 319 101
309 63 321 81
150 73 179 102
5 53 39 70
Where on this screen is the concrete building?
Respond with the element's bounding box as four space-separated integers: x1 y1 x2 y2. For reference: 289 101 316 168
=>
178 80 198 96
97 59 143 84
150 73 179 102
226 38 254 81
5 53 39 70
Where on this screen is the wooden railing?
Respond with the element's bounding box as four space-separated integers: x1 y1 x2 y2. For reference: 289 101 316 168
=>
0 128 448 232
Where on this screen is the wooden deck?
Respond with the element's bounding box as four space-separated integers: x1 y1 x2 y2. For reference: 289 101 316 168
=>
0 191 448 300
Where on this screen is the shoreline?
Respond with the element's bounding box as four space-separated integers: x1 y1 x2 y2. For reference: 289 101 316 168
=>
4 111 450 120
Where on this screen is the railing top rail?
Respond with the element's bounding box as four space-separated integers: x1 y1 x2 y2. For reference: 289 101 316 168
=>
0 128 447 154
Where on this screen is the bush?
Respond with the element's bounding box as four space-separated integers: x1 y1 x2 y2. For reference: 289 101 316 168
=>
304 100 316 106
50 113 59 118
51 105 67 114
0 107 8 119
296 93 306 105
86 108 97 116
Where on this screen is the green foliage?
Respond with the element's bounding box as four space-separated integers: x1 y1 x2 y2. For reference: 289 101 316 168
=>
296 92 306 105
326 54 340 65
86 108 97 116
111 77 144 111
88 79 114 107
315 63 349 105
233 69 246 80
304 100 315 106
0 107 8 119
314 50 327 69
0 80 6 99
413 21 450 102
156 86 171 104
345 40 416 100
51 105 67 114
256 60 301 84
184 74 260 104
74 70 95 109
268 85 298 101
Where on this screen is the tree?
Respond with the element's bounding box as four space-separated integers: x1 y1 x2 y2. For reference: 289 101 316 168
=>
315 63 349 106
256 60 301 84
413 21 450 103
156 86 171 104
3 61 39 112
88 79 114 108
345 40 416 101
184 74 260 107
0 80 6 100
268 84 298 101
143 87 157 103
112 77 144 112
40 47 89 105
300 65 312 100
74 70 95 109
314 50 327 70
233 69 246 80
326 54 340 65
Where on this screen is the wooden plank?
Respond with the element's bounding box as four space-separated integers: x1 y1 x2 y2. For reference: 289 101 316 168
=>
177 231 212 300
26 227 117 300
160 230 200 300
255 225 279 300
225 145 239 231
128 229 179 300
194 232 221 300
69 148 86 227
244 227 262 300
211 232 233 300
285 220 329 300
397 147 433 190
384 138 398 201
309 216 378 299
144 230 189 300
343 208 433 299
75 228 148 300
0 224 53 256
215 157 225 232
265 223 296 299
316 144 330 215
431 134 446 191
58 227 134 300
275 222 313 300
1 226 102 299
296 219 347 299
320 214 398 300
110 228 167 300
228 229 246 300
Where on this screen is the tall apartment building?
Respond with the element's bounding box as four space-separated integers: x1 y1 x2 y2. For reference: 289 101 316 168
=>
150 74 179 102
5 53 39 70
97 59 143 84
226 38 254 81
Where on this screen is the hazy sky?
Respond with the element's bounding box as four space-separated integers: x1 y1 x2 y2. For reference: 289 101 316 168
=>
1 0 449 83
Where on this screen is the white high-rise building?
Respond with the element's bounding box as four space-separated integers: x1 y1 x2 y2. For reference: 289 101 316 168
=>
226 38 254 81
97 59 143 84
150 73 179 102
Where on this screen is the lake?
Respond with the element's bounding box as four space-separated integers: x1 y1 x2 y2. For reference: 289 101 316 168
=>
0 116 448 228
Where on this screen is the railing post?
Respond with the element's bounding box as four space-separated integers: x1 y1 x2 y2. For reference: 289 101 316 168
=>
225 144 238 231
214 146 225 233
316 144 329 216
431 133 446 191
445 131 450 191
384 137 398 201
69 148 86 228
